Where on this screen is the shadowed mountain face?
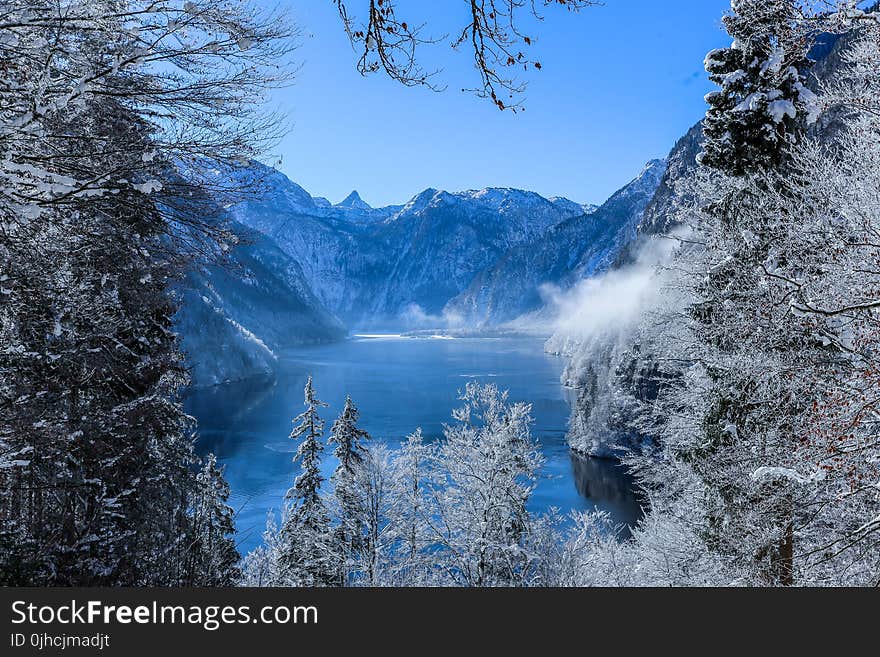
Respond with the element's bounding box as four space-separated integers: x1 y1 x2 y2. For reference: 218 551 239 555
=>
371 187 596 322
174 221 346 386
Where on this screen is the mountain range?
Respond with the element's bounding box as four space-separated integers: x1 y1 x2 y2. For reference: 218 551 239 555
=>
174 156 667 385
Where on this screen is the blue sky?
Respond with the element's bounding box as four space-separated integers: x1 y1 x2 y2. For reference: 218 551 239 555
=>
263 0 732 207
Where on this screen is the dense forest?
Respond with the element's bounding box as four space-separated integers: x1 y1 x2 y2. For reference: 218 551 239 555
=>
2 0 879 587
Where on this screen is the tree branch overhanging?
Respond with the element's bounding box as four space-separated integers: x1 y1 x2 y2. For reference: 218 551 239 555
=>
333 0 599 111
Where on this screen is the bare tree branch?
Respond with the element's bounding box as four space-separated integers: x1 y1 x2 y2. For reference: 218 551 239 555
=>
334 0 599 110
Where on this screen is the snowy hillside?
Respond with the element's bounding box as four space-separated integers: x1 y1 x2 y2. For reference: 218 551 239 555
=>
174 221 346 386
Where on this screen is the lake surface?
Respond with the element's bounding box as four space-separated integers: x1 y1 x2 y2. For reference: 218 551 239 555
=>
187 335 642 553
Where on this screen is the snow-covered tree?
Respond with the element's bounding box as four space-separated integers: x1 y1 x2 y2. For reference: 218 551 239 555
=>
349 445 397 585
428 383 543 586
386 430 435 586
651 0 821 586
185 455 240 586
327 395 370 583
239 514 286 587
0 88 200 583
0 0 293 585
242 385 559 587
280 376 337 586
700 0 819 175
618 18 880 586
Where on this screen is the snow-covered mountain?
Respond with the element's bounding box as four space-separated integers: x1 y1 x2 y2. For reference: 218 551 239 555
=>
371 187 591 321
444 160 667 326
175 158 663 385
174 219 346 386
225 165 590 326
336 190 372 211
549 197 599 217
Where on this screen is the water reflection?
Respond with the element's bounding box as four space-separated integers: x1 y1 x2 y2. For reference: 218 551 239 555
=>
570 453 643 537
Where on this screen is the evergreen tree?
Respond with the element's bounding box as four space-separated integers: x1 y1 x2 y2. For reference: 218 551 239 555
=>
700 0 818 176
329 396 371 473
280 377 337 585
0 87 200 585
671 0 821 585
185 455 240 586
327 395 370 582
640 101 880 585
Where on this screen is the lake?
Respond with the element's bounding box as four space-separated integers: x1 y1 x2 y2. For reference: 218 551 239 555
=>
187 335 642 553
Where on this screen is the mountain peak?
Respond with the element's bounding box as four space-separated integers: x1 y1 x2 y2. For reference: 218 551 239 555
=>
640 158 668 176
337 190 372 210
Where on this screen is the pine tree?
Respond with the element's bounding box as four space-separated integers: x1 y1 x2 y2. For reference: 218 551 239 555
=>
0 88 200 585
327 395 370 583
329 396 371 473
671 0 821 585
185 455 240 586
699 0 818 176
280 377 337 585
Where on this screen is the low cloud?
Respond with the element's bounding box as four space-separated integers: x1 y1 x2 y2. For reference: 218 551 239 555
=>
542 236 678 341
399 303 465 329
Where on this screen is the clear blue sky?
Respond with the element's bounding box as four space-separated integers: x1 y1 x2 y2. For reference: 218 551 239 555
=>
262 1 732 207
